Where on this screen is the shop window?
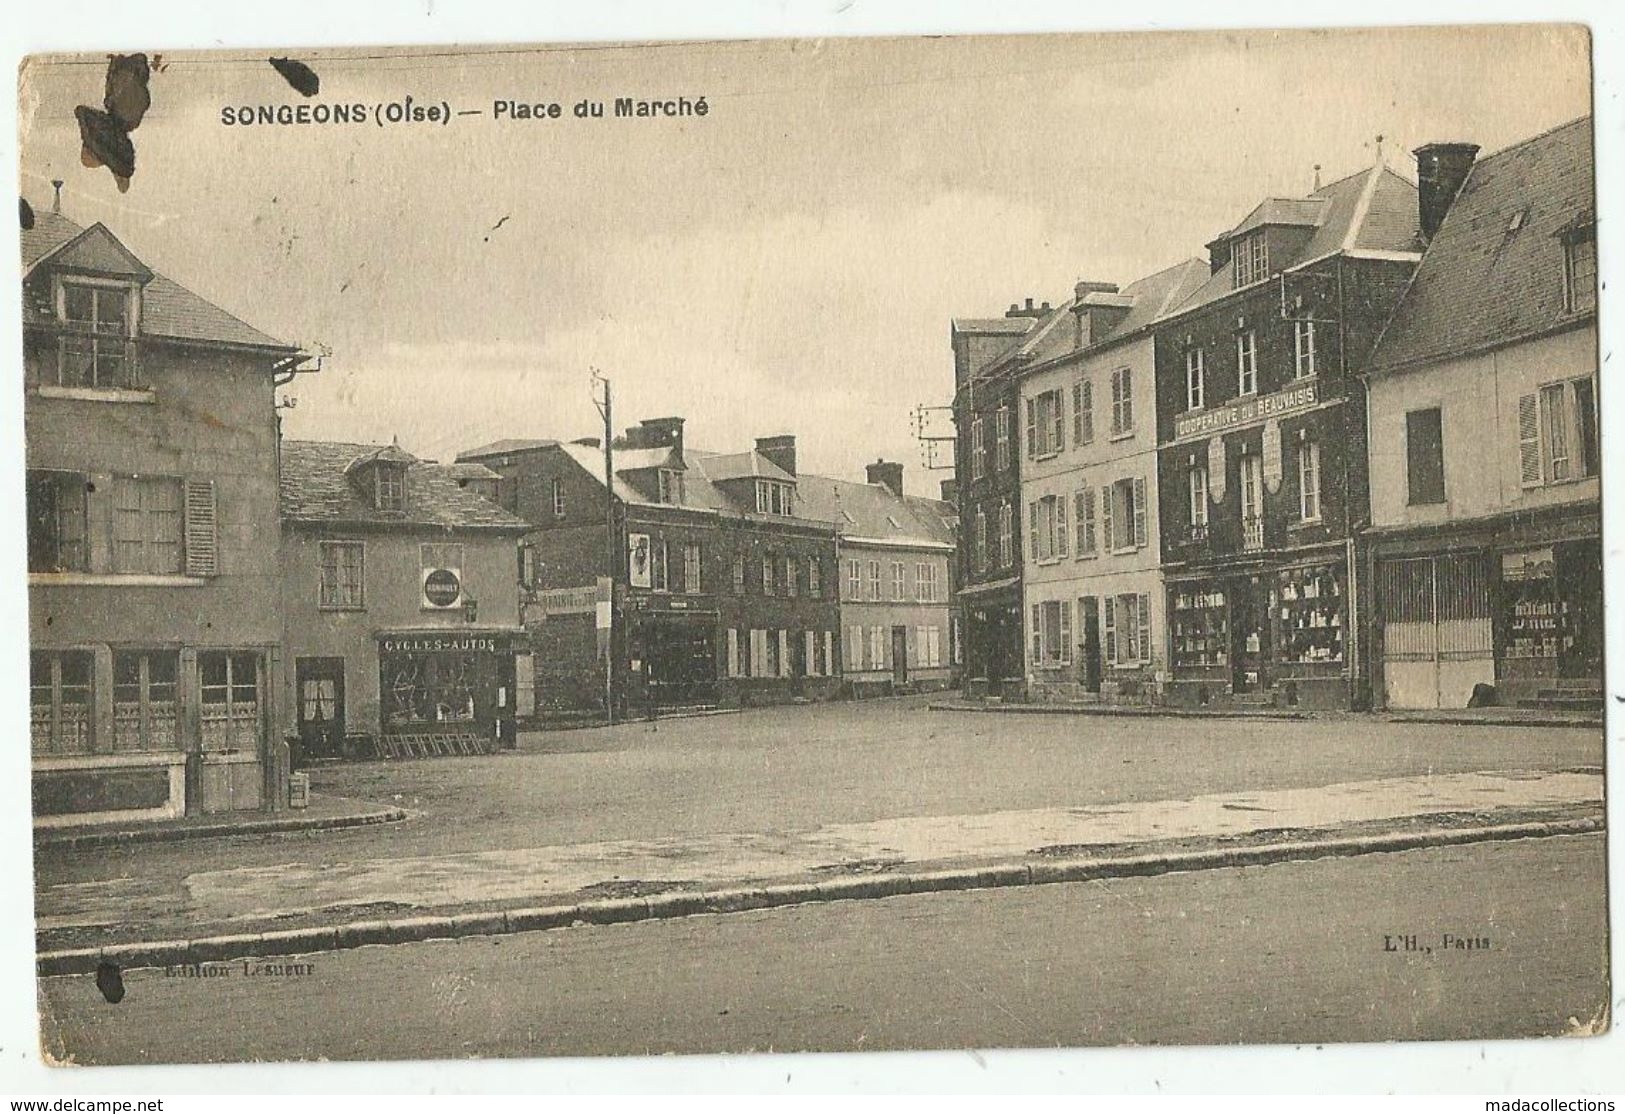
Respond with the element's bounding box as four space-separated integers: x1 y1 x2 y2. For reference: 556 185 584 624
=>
1293 320 1317 379
1520 378 1598 486
1405 408 1446 505
319 541 366 609
1185 348 1205 411
1031 599 1072 666
1073 378 1094 445
1298 441 1322 522
684 543 702 595
1237 330 1258 396
383 651 479 727
1563 225 1597 314
30 650 94 756
113 650 179 752
199 651 261 752
1276 566 1345 663
57 280 136 389
1171 587 1229 668
26 470 89 573
1110 368 1134 435
113 474 183 575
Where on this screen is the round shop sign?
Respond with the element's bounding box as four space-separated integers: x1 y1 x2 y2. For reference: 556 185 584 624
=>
424 568 462 607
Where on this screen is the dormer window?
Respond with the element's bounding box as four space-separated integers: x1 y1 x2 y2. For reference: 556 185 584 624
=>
375 466 406 512
657 468 685 505
1233 230 1269 288
56 279 137 389
1563 224 1597 314
755 479 793 516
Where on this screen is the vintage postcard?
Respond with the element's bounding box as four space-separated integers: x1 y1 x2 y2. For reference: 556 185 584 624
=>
17 24 1608 1068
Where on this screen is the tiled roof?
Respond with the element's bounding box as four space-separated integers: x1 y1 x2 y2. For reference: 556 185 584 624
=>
458 438 558 460
794 473 955 550
1165 165 1421 318
22 211 294 351
1367 117 1595 374
280 440 530 531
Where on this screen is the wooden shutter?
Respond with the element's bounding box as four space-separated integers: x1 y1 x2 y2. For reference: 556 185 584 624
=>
1518 393 1542 487
1059 600 1073 664
1030 603 1042 665
1053 390 1066 452
1100 485 1114 553
1137 594 1152 665
1029 501 1040 561
1077 380 1093 444
1103 596 1117 665
778 630 790 677
1133 476 1148 548
1025 398 1037 459
183 478 217 577
1056 497 1069 558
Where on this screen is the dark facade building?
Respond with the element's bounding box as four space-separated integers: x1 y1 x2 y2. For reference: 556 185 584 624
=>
24 207 303 825
278 440 531 760
460 420 841 715
949 300 1045 697
1152 159 1426 709
1362 119 1598 711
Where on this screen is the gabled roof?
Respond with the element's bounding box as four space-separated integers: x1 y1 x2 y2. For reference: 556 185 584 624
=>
1210 197 1327 244
794 473 955 550
21 210 295 351
1021 257 1210 369
1165 164 1421 318
280 440 530 531
697 450 795 485
458 438 559 460
1367 117 1595 375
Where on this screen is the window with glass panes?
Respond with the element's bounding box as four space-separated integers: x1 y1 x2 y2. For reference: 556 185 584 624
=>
30 650 93 756
684 543 702 594
998 502 1013 568
26 470 89 573
890 561 905 600
318 541 365 608
1564 226 1597 314
1233 231 1269 287
1293 320 1316 378
1110 368 1133 434
1185 348 1204 410
113 650 180 752
808 557 822 597
199 651 261 752
1237 330 1258 395
866 560 882 600
1298 441 1321 521
58 280 134 388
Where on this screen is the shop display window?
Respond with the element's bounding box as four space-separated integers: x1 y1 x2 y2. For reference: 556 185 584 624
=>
1274 564 1345 664
1171 588 1228 668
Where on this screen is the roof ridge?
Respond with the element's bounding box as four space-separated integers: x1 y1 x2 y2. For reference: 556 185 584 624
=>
1475 114 1592 166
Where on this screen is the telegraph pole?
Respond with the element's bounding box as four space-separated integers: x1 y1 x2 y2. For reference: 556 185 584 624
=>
592 370 615 725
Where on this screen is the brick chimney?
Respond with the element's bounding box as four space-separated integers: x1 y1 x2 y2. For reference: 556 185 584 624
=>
1413 141 1480 241
1005 296 1050 320
866 459 904 498
627 416 685 458
939 477 959 503
756 434 796 476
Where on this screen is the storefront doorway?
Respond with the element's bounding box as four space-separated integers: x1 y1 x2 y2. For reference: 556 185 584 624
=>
295 657 345 764
1230 578 1269 693
642 615 718 708
1557 540 1603 679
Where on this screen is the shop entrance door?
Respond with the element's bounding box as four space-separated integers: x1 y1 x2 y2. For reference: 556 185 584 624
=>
891 626 909 687
1081 597 1102 693
295 657 346 764
1558 541 1603 680
1230 580 1268 693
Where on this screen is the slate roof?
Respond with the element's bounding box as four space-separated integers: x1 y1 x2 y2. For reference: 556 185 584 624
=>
440 461 502 482
950 317 1035 335
458 438 559 460
280 440 530 531
1022 258 1211 368
794 473 955 550
1166 164 1422 318
1366 117 1595 375
696 450 796 484
22 211 295 351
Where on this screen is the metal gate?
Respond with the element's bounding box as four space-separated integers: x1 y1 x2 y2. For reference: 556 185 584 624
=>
1376 553 1494 709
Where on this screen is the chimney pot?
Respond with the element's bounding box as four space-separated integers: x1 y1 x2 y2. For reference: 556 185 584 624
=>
1413 141 1480 241
1024 297 1034 311
51 180 63 214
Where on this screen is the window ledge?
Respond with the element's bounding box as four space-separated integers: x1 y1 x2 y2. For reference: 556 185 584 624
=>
33 751 185 771
1111 546 1140 557
1108 430 1136 443
29 572 207 587
34 384 154 404
1034 451 1060 462
318 604 368 613
1287 518 1324 531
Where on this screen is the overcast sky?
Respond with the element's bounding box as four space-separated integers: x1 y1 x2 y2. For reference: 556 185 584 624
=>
18 26 1590 494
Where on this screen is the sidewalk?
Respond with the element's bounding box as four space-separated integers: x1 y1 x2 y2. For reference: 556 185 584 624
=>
33 793 406 851
36 766 1603 971
930 698 1603 730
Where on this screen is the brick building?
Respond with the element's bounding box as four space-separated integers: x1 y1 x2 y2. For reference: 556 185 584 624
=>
1016 262 1208 703
1362 119 1599 711
1152 157 1425 709
949 301 1044 698
460 419 841 715
24 207 303 825
278 440 530 760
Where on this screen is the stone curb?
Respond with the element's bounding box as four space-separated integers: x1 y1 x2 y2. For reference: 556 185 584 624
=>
33 806 409 851
36 815 1603 978
1382 713 1603 731
928 701 1312 721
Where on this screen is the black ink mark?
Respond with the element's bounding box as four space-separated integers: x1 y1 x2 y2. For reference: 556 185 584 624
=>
19 197 34 230
96 961 125 1004
483 215 511 243
269 57 320 97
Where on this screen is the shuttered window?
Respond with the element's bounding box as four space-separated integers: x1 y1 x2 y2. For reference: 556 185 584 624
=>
114 474 185 575
1073 378 1094 445
1075 489 1096 557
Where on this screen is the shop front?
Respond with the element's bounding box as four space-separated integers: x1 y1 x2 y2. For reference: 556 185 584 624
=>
377 629 524 752
1167 552 1351 708
626 598 720 710
961 579 1024 699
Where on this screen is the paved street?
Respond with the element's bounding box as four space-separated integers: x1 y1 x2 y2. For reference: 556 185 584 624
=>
38 833 1610 1063
32 701 1602 946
